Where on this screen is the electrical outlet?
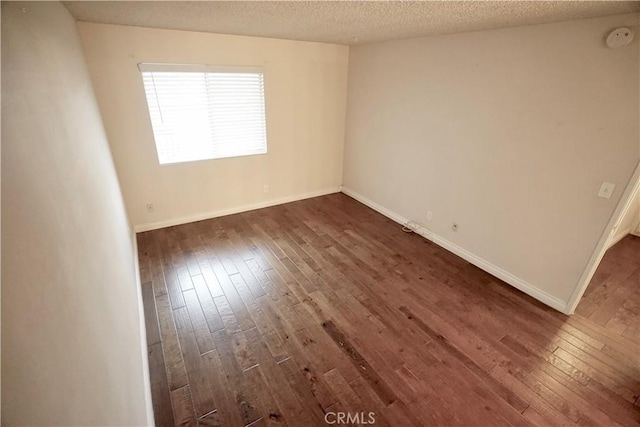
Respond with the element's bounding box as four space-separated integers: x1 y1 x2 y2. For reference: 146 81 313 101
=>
146 203 154 214
426 211 433 221
451 222 458 232
263 185 269 193
597 182 615 199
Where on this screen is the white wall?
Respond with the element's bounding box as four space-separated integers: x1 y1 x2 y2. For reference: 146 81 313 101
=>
77 23 349 230
343 13 639 309
2 2 151 425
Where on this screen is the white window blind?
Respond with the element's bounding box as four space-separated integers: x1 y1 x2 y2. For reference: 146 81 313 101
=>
140 64 267 165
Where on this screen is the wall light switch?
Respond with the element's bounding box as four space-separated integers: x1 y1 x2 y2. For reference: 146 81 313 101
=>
597 182 615 199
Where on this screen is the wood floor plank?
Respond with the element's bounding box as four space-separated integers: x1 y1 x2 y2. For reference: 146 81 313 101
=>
200 350 245 426
242 365 289 427
346 376 393 427
552 346 640 404
173 307 216 418
244 327 322 427
196 410 222 427
210 328 262 426
191 274 225 334
183 289 215 354
170 386 197 427
210 258 256 332
500 335 640 426
224 239 268 299
148 342 175 427
194 248 225 299
148 235 170 298
278 357 329 425
490 364 577 426
577 235 640 342
142 280 161 346
155 294 189 391
164 267 187 310
229 330 258 371
399 306 530 414
137 193 640 427
322 320 398 405
177 263 195 291
323 368 390 427
249 237 310 303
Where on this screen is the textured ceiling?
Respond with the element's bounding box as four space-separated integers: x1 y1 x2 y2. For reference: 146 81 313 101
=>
63 1 640 45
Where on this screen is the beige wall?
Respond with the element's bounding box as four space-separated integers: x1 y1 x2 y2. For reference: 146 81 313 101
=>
2 2 151 425
77 22 349 230
343 13 639 308
609 178 640 246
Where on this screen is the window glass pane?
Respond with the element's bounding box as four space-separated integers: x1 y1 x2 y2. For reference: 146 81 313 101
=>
141 68 267 164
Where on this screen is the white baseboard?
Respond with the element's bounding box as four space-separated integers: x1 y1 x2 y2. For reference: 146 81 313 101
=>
131 234 155 426
134 187 342 232
341 187 569 314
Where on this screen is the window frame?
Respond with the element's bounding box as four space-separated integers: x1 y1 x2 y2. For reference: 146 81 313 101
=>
138 62 268 166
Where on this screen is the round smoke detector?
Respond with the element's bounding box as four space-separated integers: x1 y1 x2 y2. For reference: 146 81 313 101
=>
606 27 634 48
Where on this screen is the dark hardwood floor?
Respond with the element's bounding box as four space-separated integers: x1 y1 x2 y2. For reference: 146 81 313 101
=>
576 234 640 342
137 193 640 426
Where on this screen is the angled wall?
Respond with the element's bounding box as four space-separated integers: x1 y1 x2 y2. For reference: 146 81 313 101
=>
2 2 151 424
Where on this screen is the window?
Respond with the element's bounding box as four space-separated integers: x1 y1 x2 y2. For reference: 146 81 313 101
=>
139 64 267 165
